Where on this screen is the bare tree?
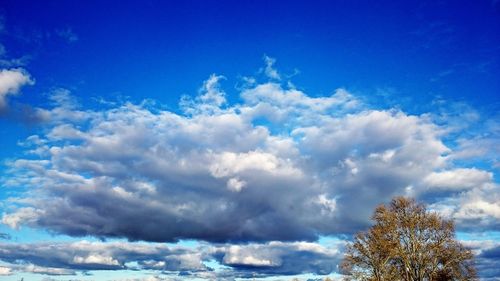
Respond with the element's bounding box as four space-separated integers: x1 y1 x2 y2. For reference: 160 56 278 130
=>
341 197 477 281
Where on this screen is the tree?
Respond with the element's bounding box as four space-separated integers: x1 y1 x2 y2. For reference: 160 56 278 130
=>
341 197 477 281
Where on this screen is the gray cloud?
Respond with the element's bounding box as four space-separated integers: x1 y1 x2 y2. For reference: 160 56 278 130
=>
478 245 500 279
213 240 344 277
1 74 498 245
0 240 208 275
0 240 343 278
461 240 500 280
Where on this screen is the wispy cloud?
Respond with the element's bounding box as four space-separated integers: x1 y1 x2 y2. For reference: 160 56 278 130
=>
55 27 79 43
262 55 281 80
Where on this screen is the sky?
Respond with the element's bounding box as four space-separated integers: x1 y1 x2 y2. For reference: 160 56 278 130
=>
0 0 499 280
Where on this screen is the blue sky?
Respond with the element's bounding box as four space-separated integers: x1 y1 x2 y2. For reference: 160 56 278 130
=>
0 1 499 280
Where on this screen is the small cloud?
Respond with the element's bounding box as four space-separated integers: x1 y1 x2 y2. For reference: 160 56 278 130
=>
226 177 247 192
0 68 34 111
263 55 281 80
180 74 226 115
0 266 12 276
56 27 79 43
423 168 492 191
0 54 31 68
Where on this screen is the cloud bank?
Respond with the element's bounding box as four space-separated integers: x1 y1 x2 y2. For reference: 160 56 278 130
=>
0 57 498 279
2 72 498 245
0 240 344 278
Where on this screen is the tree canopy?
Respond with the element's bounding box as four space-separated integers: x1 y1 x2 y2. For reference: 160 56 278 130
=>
341 197 477 281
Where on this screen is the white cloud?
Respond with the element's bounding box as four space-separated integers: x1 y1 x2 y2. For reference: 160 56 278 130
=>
25 264 75 275
429 181 500 230
216 240 343 276
263 55 280 80
223 245 277 266
0 266 12 276
227 177 247 192
113 277 170 281
316 194 337 215
241 83 359 123
0 41 495 278
0 240 208 275
2 207 42 229
423 168 492 191
456 198 500 221
2 72 497 245
209 150 300 178
180 74 226 115
0 68 34 109
73 254 120 266
0 239 343 277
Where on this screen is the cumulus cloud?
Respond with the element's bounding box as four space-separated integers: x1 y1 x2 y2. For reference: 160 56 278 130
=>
0 240 208 275
0 68 34 110
477 244 500 279
0 240 343 278
1 71 498 246
461 240 500 280
429 181 500 232
214 240 344 276
180 74 227 115
423 168 492 191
